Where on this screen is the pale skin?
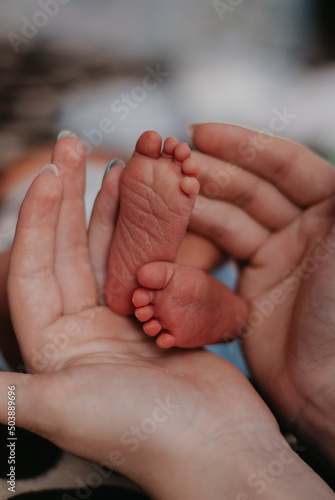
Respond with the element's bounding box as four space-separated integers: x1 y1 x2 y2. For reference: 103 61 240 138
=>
0 135 333 499
189 122 335 468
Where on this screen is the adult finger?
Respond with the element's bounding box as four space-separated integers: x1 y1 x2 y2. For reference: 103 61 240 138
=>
189 195 270 260
8 167 63 351
191 123 335 206
88 163 123 300
52 137 97 313
192 150 301 230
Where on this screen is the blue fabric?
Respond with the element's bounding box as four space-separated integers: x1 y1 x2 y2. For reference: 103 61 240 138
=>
206 263 250 378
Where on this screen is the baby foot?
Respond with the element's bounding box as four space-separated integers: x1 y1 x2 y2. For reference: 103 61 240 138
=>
133 262 248 349
105 131 199 315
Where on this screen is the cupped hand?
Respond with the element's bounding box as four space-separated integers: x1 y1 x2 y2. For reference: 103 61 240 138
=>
190 123 335 464
0 136 286 500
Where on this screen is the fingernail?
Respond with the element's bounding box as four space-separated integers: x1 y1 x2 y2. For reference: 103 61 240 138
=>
187 124 197 138
103 159 126 181
39 163 59 176
57 130 77 141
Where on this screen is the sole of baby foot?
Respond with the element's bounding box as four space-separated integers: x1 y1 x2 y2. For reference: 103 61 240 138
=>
105 131 199 315
133 261 247 349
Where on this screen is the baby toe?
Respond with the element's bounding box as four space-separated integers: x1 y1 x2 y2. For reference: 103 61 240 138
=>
156 332 176 349
143 319 162 337
135 130 162 159
135 305 155 322
182 157 199 177
174 142 191 163
138 262 173 290
162 136 179 157
180 176 200 198
133 288 154 308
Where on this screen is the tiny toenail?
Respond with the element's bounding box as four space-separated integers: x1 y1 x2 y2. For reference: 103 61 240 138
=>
39 163 59 176
57 130 77 141
103 159 126 181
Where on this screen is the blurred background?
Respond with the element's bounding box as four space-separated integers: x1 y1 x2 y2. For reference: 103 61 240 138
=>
1 5 335 493
0 0 335 167
1 0 335 374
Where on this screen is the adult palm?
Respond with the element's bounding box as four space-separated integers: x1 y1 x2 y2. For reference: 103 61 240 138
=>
191 123 335 464
0 137 279 500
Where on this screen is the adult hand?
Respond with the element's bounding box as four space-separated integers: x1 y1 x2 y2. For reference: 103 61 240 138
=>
1 136 323 500
190 123 335 466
